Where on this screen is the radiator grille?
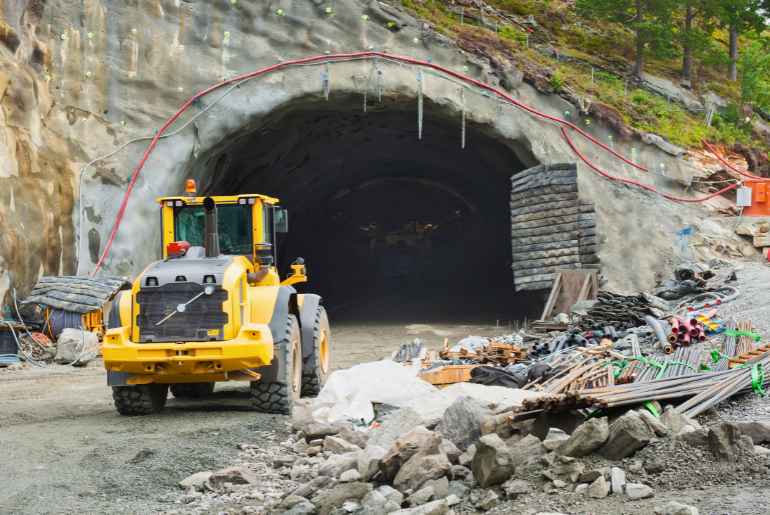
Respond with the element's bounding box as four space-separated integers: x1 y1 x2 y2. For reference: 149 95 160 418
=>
136 283 228 342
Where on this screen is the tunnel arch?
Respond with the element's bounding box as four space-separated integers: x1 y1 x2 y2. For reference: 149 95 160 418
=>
183 94 545 322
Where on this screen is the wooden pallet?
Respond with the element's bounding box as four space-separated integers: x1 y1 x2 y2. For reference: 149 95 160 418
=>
419 365 480 386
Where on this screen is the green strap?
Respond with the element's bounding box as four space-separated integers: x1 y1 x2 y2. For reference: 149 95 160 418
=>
752 363 766 397
724 329 762 343
711 349 730 363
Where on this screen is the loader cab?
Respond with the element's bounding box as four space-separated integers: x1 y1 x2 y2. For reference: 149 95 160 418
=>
157 191 288 268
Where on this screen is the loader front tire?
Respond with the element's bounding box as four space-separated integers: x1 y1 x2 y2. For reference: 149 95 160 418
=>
301 306 331 397
250 315 302 415
112 384 168 416
170 382 215 399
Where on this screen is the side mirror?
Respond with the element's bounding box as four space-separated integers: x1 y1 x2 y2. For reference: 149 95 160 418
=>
275 207 289 234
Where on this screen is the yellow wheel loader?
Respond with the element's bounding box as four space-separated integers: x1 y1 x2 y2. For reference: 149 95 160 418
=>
102 182 332 416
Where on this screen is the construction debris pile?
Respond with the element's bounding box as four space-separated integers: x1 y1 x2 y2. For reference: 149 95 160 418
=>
0 280 124 369
163 261 770 514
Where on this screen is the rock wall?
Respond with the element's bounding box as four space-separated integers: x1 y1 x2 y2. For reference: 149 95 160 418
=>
0 0 740 305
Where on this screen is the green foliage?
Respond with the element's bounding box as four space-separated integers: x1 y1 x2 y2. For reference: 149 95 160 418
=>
549 70 565 91
738 39 770 111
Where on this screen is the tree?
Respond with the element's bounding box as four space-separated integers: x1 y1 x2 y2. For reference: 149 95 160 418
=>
576 0 678 78
738 38 770 111
678 0 720 82
714 0 768 81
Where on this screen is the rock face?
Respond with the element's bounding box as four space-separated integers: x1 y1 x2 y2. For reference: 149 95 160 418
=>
0 0 725 301
436 396 491 451
557 417 610 457
471 434 515 488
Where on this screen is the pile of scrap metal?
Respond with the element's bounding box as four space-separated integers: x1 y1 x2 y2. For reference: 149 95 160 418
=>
510 263 768 421
0 276 129 368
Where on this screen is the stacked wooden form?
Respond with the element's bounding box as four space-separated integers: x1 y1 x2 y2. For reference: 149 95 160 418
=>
510 163 599 292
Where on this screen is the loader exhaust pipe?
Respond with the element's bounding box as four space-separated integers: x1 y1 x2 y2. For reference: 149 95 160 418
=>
203 197 220 258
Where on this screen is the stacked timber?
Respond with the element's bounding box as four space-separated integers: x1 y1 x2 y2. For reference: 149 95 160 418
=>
511 163 599 291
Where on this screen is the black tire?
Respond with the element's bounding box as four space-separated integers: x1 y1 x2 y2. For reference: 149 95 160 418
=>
112 384 168 416
301 306 331 397
170 382 215 399
250 315 302 415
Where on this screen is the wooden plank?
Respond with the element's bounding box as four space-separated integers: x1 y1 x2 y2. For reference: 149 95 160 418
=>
419 365 479 386
541 272 563 320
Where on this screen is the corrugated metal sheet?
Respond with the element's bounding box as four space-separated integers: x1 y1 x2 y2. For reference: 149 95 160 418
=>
24 276 130 314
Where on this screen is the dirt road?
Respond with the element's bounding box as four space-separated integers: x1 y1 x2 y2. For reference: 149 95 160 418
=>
0 320 502 514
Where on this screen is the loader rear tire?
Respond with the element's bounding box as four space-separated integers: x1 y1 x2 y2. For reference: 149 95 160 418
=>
170 382 215 399
112 384 168 416
250 315 302 415
301 306 331 397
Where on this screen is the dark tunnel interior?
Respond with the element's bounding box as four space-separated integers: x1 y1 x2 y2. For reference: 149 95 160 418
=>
190 95 545 323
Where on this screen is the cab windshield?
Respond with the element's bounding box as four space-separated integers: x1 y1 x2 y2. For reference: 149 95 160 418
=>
174 204 253 255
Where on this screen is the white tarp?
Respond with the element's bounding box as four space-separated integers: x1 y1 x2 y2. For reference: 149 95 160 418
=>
311 359 543 425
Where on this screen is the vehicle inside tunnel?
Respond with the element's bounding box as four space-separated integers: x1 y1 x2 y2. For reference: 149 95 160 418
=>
188 95 545 323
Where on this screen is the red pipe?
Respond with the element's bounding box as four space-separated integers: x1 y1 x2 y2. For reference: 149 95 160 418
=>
702 140 769 181
561 127 739 203
88 51 741 274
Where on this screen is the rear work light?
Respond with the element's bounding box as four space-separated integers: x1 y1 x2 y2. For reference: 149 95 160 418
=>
167 241 191 258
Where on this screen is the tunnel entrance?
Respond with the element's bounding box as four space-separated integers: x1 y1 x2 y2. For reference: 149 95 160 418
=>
190 95 545 323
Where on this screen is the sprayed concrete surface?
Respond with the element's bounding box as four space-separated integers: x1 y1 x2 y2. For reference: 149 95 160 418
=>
0 318 503 514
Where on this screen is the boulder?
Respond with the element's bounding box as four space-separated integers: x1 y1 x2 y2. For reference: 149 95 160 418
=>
639 410 669 437
282 499 316 515
389 499 449 515
734 421 770 444
546 455 585 483
708 422 754 461
439 439 461 464
311 482 373 515
471 434 515 488
458 444 476 467
207 466 258 490
654 501 699 515
472 489 500 511
377 485 404 506
425 477 449 498
600 411 654 460
675 427 709 448
367 407 423 450
609 467 626 494
339 469 362 482
578 470 602 483
54 329 100 365
448 480 470 499
305 422 346 441
338 426 369 448
319 452 359 477
324 435 361 454
178 471 212 491
380 426 442 481
436 396 491 451
407 485 435 506
626 482 654 500
449 464 471 480
542 428 569 451
557 417 609 457
359 490 400 515
587 476 610 499
502 478 532 498
574 483 588 495
509 434 547 466
393 452 452 492
357 444 386 480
